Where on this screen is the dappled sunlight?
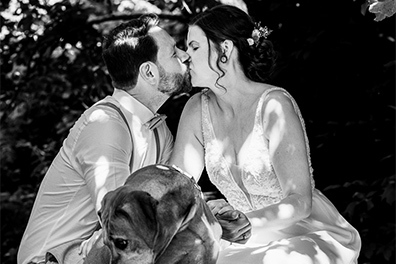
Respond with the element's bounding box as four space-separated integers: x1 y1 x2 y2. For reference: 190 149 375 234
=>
277 204 295 219
215 135 257 168
215 139 228 160
237 132 256 166
95 156 110 209
209 221 223 242
194 238 203 245
262 247 316 264
285 178 298 192
288 182 298 192
172 164 196 180
249 202 296 228
182 142 204 181
201 206 222 242
285 144 297 155
148 25 162 33
155 164 170 171
133 129 148 159
264 98 286 159
217 233 341 264
114 37 139 47
89 109 111 123
249 216 268 227
94 156 110 187
259 234 338 264
118 95 137 114
251 240 291 255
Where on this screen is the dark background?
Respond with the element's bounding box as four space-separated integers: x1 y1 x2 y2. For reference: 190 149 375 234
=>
1 0 395 263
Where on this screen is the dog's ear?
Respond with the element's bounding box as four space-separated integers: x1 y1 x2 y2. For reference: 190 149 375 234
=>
127 191 158 225
122 191 159 248
99 189 119 219
97 200 107 227
99 188 121 247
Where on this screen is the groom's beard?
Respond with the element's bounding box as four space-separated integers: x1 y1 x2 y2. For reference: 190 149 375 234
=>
157 64 192 95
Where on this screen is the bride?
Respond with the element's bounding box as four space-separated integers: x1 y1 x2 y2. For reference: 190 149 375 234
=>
170 4 361 264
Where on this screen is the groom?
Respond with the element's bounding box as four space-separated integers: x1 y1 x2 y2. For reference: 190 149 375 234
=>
18 14 191 264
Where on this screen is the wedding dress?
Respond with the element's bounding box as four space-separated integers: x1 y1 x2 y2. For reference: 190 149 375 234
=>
201 88 361 264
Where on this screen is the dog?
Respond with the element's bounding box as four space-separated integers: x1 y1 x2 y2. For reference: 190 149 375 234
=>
99 164 222 264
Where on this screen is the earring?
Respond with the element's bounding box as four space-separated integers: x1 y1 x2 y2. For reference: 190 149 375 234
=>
220 55 228 63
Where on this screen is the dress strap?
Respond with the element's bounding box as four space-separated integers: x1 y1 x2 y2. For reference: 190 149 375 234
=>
256 87 315 189
200 89 213 148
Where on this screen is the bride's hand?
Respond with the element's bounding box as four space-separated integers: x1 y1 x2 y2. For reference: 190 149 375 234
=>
207 199 236 216
207 199 252 244
216 210 252 244
78 229 102 259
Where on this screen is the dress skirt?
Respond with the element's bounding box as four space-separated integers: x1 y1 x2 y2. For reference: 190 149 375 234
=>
216 189 361 264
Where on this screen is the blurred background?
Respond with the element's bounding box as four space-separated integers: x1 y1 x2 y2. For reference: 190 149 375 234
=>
1 0 395 263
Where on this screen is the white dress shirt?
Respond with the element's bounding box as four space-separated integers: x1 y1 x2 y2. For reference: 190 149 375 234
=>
18 88 173 264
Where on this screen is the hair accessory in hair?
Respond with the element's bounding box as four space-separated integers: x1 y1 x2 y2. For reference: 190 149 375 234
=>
247 22 272 46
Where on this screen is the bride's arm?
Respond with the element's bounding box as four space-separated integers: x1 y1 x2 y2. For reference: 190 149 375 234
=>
171 93 252 243
246 91 312 230
169 93 205 182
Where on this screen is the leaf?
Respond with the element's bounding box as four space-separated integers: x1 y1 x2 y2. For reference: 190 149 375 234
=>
323 184 340 191
344 201 357 217
17 13 34 32
366 199 374 211
381 181 395 205
368 0 396 21
383 246 393 260
363 242 376 258
361 1 370 15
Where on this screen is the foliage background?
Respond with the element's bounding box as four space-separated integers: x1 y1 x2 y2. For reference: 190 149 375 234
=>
1 0 395 263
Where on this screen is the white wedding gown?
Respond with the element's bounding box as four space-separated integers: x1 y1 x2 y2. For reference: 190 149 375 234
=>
201 88 361 264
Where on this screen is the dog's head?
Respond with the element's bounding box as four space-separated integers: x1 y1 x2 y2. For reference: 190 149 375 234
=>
99 188 159 264
99 165 221 264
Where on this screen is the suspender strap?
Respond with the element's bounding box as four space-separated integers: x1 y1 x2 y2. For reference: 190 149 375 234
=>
153 128 160 163
97 102 161 170
97 102 134 171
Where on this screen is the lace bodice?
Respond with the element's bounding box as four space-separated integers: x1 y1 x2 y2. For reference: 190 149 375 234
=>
202 88 315 213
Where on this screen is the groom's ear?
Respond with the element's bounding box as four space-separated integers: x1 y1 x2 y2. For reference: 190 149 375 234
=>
139 61 159 86
221 40 234 58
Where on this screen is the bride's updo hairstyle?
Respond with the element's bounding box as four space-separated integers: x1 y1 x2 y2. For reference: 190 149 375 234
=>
190 4 277 83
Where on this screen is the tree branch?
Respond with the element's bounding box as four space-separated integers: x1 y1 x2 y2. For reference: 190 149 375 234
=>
87 13 190 26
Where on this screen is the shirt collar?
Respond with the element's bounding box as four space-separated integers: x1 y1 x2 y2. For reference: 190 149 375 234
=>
112 88 155 125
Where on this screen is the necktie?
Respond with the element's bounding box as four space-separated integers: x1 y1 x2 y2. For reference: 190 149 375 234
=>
145 114 167 130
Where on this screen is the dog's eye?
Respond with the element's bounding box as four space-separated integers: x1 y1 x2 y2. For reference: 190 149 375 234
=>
114 238 128 250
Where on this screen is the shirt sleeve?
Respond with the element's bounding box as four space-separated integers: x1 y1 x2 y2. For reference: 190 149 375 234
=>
73 109 132 213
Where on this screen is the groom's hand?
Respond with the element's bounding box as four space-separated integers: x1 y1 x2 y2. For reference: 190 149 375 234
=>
79 229 103 259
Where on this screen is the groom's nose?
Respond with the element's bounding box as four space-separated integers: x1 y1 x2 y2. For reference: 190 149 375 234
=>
176 48 190 65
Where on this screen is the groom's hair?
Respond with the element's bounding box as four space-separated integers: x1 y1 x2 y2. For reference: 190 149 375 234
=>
102 14 159 89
